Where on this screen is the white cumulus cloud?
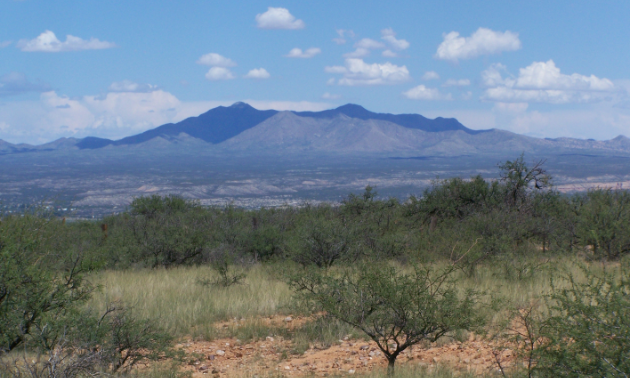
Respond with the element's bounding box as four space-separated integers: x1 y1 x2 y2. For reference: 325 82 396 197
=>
244 68 270 79
382 50 398 58
443 78 471 87
344 38 388 58
196 53 237 67
108 80 158 93
482 60 617 104
0 41 11 48
435 28 521 62
285 47 321 58
17 30 116 52
205 67 235 81
255 7 305 30
343 48 370 58
403 85 452 100
326 58 410 86
422 71 440 80
381 28 409 50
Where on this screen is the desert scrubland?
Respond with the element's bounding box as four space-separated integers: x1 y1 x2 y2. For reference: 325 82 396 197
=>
2 156 629 378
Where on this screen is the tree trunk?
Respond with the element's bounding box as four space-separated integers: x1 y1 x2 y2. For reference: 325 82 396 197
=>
387 357 396 376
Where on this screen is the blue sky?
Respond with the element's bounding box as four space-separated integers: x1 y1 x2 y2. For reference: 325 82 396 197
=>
1 0 629 144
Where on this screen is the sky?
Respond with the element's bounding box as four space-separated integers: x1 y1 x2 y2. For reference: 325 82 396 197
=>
1 0 629 144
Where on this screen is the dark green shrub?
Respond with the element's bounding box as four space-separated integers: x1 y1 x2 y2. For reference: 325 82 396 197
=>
0 214 97 354
575 189 630 259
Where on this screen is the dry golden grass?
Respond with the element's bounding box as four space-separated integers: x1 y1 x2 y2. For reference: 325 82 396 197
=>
88 265 293 339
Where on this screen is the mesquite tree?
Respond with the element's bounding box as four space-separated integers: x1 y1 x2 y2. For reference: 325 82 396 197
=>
288 263 485 375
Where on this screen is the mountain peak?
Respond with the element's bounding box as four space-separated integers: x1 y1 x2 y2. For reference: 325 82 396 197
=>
336 103 367 111
229 101 254 109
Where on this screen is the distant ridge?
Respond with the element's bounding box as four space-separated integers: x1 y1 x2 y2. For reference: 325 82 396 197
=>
77 102 278 149
294 104 483 134
74 102 486 149
2 102 629 157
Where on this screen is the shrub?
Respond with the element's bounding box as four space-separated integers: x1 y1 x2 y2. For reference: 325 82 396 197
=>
287 262 485 376
533 262 630 377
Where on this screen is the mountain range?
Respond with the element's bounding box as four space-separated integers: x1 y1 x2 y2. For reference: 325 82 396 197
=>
2 102 630 157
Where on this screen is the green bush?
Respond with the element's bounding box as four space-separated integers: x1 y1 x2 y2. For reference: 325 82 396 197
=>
533 262 630 377
287 262 485 376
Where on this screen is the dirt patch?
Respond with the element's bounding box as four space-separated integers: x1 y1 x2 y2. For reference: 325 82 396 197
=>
178 317 516 377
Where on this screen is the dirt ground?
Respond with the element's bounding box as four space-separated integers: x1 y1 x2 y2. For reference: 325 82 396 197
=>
177 315 516 377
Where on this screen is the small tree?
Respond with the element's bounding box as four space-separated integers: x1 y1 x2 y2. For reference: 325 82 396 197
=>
288 263 484 375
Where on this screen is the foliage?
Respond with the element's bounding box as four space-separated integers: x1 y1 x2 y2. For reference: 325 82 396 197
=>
574 189 630 259
0 214 97 355
287 262 485 375
533 262 630 377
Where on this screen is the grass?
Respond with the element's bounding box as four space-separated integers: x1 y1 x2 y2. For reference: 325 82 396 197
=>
88 257 615 340
88 264 293 339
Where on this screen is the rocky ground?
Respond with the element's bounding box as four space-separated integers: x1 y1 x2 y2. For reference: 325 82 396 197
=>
175 315 515 378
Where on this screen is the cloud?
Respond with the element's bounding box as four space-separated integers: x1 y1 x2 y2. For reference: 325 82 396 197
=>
255 7 305 30
443 78 471 87
0 41 11 48
344 37 389 58
285 47 321 58
355 38 385 50
0 91 333 144
0 72 51 97
205 67 235 80
422 71 440 80
343 48 370 58
435 27 521 62
333 29 354 45
322 92 341 100
402 85 452 100
381 28 409 50
244 68 270 79
326 58 410 86
108 80 158 93
17 30 116 52
382 50 397 58
196 53 237 67
482 60 617 104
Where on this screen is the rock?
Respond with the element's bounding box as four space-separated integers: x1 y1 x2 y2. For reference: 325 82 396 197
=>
211 368 219 374
348 369 356 374
235 352 243 358
360 345 369 350
266 336 274 342
208 355 215 360
199 365 208 371
216 350 225 356
284 316 293 322
284 366 291 370
433 357 439 363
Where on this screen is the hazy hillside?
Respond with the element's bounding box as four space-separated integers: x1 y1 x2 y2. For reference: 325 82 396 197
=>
1 102 629 158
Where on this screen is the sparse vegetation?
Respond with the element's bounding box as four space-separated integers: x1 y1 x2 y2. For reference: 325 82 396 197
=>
2 156 630 377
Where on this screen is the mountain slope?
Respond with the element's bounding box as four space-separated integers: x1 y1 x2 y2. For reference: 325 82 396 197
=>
76 102 483 149
220 112 551 155
76 102 278 149
294 104 482 134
